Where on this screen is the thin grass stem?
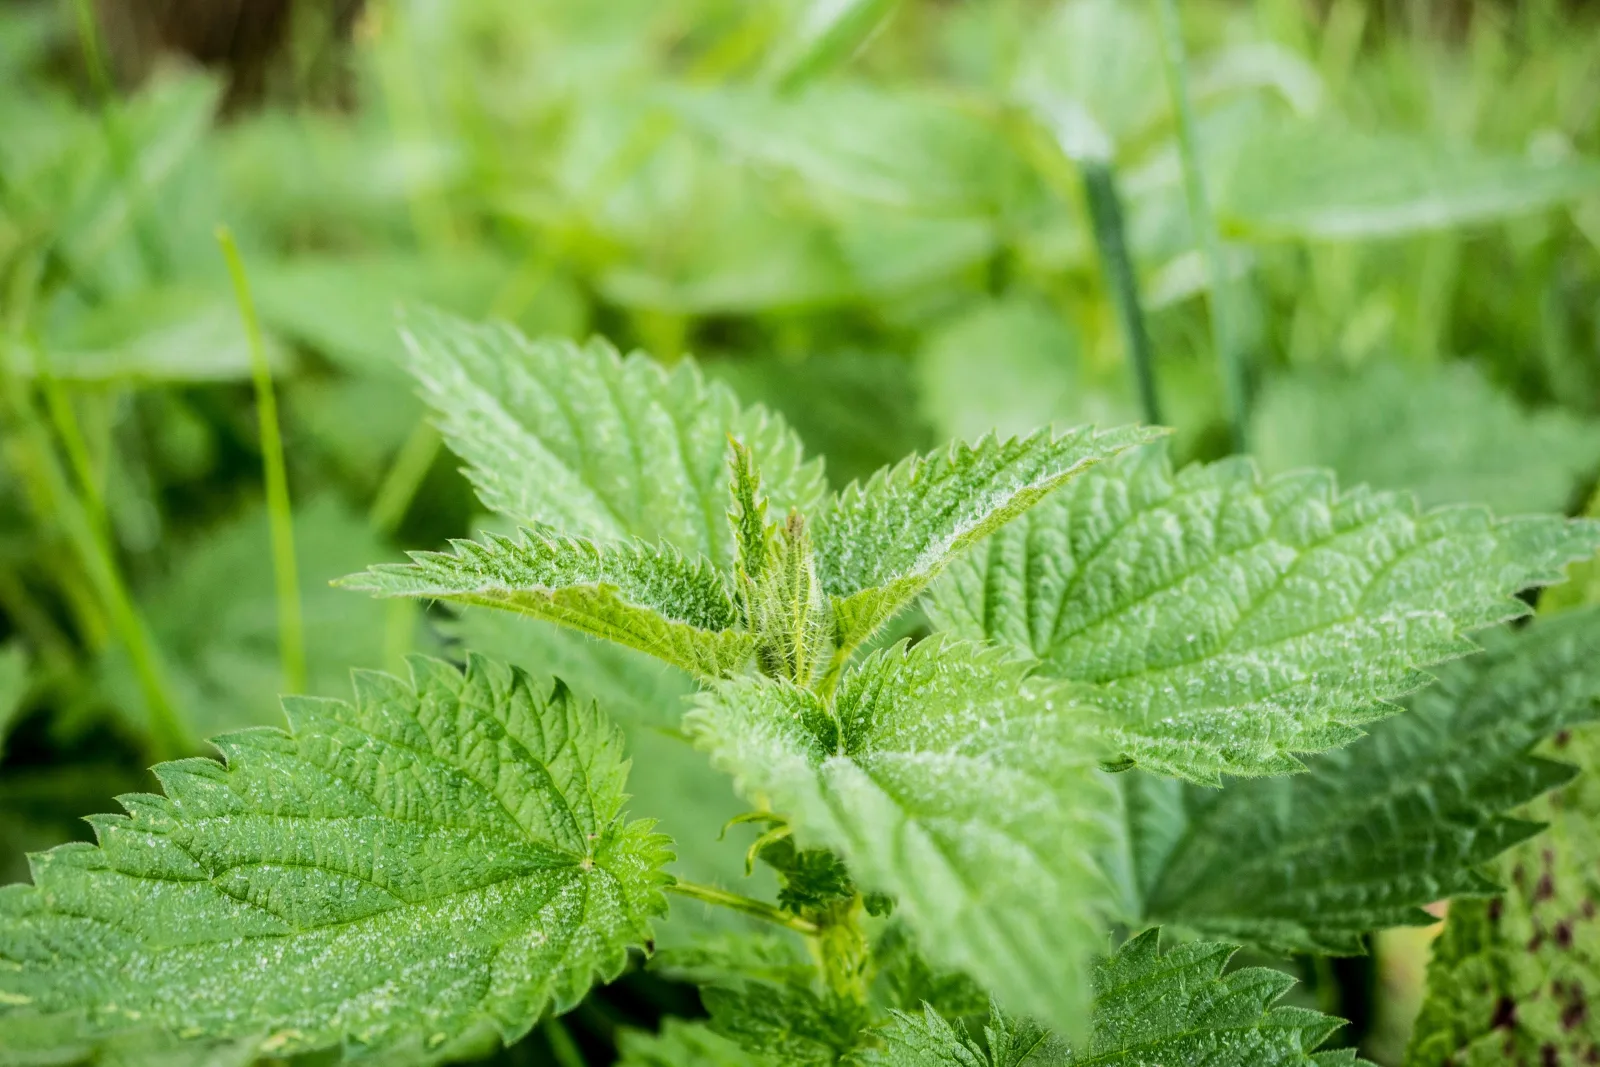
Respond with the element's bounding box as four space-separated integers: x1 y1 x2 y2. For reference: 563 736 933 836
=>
1155 0 1247 451
2 254 188 758
217 226 305 695
1081 161 1162 425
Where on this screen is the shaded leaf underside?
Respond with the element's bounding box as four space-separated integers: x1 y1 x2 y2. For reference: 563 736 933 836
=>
1119 606 1600 953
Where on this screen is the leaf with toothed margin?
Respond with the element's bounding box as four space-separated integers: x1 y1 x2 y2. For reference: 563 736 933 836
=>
0 1020 262 1067
810 425 1162 661
685 637 1118 1038
1407 635 1600 1063
1113 606 1600 956
0 655 672 1063
928 445 1600 783
615 1018 774 1067
860 931 1371 1065
400 308 826 567
859 1000 1065 1066
1078 929 1369 1065
338 529 753 678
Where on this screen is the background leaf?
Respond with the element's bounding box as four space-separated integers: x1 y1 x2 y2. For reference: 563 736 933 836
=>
1220 125 1600 240
1253 361 1600 515
99 497 422 742
1116 606 1600 954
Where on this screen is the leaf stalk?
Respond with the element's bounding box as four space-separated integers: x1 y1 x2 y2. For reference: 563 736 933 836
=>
665 880 820 935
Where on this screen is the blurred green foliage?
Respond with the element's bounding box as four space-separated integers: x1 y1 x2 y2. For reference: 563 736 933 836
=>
2 0 1599 1062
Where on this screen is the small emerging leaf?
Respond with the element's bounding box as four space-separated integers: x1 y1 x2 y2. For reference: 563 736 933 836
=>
340 530 754 678
728 436 772 600
750 514 834 686
0 655 672 1061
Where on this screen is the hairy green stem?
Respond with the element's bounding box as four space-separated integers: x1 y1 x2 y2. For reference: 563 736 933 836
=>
217 226 306 695
1155 0 1246 451
1081 161 1162 425
665 880 819 935
813 896 872 1005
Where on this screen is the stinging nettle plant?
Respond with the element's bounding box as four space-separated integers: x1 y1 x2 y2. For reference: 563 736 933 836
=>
3 307 1600 1066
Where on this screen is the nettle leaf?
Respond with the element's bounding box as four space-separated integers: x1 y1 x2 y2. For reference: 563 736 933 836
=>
1407 696 1600 1064
873 921 991 1021
616 1018 762 1067
862 1002 1064 1066
929 446 1600 782
0 655 671 1061
340 529 753 678
687 637 1118 1033
813 426 1161 658
650 930 815 990
1252 361 1600 516
863 931 1365 1066
1077 930 1366 1066
0 1022 260 1067
1119 605 1600 954
701 980 869 1066
401 308 826 566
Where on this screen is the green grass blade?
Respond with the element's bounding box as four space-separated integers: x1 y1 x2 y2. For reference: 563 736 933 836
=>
1081 160 1162 425
216 226 305 694
1155 0 1246 452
